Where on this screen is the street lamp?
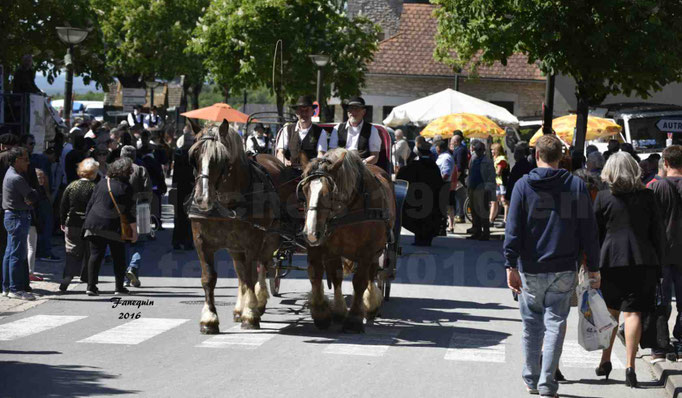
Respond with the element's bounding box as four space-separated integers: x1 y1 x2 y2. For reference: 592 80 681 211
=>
56 27 89 128
309 54 330 122
145 80 161 109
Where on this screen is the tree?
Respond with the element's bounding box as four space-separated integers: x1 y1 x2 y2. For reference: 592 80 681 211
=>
0 0 110 91
433 0 682 152
189 0 380 118
91 0 208 89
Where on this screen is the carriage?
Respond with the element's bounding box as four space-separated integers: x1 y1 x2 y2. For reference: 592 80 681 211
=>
186 115 407 333
242 114 408 301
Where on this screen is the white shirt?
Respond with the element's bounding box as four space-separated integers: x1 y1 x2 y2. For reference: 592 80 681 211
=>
84 130 97 139
127 111 144 127
276 122 328 153
246 135 268 153
328 121 381 153
436 152 455 179
144 113 162 129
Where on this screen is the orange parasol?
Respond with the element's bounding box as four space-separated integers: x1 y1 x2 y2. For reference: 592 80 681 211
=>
420 113 505 139
529 115 621 146
181 103 250 123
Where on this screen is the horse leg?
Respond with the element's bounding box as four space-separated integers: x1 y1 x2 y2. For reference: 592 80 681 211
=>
233 277 244 322
308 247 332 330
363 258 384 321
197 244 220 335
343 260 370 333
255 261 270 316
233 252 260 329
325 255 347 323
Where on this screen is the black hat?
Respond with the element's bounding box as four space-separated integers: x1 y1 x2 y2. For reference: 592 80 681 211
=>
345 96 366 108
291 95 317 109
254 123 265 131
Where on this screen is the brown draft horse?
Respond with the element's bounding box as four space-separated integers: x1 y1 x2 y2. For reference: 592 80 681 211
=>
188 119 296 332
299 148 396 332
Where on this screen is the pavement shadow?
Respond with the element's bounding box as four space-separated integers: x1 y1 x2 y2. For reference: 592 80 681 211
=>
380 296 518 325
0 350 61 355
0 361 138 397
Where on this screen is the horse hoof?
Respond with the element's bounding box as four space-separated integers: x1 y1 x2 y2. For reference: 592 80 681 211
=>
342 318 364 333
366 310 379 321
313 317 332 330
332 313 346 324
257 305 266 316
200 324 220 335
241 320 260 330
233 313 241 322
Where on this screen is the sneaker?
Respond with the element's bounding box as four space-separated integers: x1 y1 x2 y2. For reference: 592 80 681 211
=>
2 291 8 297
37 255 61 263
114 287 130 295
8 291 36 301
126 267 141 288
29 274 44 282
526 385 539 395
124 280 131 287
86 289 99 296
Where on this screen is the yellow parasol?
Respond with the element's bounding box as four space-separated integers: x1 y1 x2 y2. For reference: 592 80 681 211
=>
420 113 505 139
529 115 621 146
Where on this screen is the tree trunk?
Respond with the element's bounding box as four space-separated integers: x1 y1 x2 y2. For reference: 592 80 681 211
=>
222 85 229 104
191 83 202 110
573 93 589 155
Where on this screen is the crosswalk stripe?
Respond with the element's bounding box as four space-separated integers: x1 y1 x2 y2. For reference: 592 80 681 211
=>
198 322 291 349
0 315 87 341
78 318 189 345
323 328 400 357
560 340 625 369
444 331 507 363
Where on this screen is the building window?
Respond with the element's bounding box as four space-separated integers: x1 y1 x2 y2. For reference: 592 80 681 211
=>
490 101 515 115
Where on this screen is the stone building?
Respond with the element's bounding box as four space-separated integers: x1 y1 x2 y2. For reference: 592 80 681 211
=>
335 1 547 124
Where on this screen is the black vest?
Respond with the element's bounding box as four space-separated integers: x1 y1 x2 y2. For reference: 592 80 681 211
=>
250 136 269 154
285 123 322 165
337 121 372 159
147 114 159 127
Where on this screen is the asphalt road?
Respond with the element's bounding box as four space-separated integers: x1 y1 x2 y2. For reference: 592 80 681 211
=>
0 227 667 398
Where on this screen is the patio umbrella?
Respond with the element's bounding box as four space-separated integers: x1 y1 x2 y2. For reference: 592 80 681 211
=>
420 113 505 139
529 115 622 146
181 103 250 123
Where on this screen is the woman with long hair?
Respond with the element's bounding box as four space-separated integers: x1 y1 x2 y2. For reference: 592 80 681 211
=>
593 152 665 387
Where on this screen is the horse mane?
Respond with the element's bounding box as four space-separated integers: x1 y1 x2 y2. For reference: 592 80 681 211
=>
189 122 247 167
324 148 369 202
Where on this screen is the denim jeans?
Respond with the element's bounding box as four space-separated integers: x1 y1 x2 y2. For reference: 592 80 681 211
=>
2 210 31 292
652 265 682 356
454 186 467 218
519 270 576 396
36 199 54 258
128 240 145 270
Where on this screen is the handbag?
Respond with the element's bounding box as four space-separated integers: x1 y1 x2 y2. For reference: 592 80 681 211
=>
107 178 135 242
640 280 671 350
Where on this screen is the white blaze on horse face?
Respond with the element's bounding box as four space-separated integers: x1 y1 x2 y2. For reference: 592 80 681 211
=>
305 179 323 244
200 155 211 205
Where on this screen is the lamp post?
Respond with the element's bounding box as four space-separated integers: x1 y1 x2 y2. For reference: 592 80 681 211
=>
145 80 161 109
56 27 89 128
309 54 330 122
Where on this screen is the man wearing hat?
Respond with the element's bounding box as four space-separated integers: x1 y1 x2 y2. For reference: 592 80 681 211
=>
246 123 270 155
328 96 381 164
276 95 328 168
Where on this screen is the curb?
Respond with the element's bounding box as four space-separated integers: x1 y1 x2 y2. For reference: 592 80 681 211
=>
644 354 682 397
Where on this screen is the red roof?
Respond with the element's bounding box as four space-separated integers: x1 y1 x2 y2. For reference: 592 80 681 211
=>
368 4 545 81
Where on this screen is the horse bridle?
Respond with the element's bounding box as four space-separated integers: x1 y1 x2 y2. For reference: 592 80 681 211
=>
193 134 230 190
296 169 338 212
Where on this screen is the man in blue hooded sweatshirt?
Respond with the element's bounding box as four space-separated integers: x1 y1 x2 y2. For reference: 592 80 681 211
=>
504 134 600 397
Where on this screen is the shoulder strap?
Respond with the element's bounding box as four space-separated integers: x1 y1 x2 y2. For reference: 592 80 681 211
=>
107 178 123 217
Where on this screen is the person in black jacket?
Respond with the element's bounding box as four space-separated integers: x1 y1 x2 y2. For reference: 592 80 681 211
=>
82 158 137 296
594 151 665 387
172 132 195 250
504 145 534 204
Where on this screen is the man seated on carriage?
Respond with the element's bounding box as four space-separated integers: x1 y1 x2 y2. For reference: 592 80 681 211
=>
275 95 328 169
328 96 381 165
246 123 270 155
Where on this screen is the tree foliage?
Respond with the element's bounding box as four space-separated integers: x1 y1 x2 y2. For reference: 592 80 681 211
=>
1 0 109 89
433 0 682 104
91 0 208 87
189 0 380 106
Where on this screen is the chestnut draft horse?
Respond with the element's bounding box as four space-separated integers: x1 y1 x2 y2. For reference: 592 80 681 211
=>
188 119 297 332
299 149 396 332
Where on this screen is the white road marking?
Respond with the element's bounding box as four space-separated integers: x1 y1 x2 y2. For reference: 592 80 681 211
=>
79 318 189 345
198 322 291 349
560 340 625 369
444 331 507 363
323 328 400 357
0 315 87 341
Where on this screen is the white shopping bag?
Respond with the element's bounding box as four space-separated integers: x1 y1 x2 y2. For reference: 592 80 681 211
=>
136 202 151 235
577 269 618 351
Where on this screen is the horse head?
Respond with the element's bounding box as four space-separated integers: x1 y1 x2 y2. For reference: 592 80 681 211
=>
300 148 359 246
189 119 246 212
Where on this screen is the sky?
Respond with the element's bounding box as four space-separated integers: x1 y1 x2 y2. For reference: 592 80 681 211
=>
35 72 103 95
